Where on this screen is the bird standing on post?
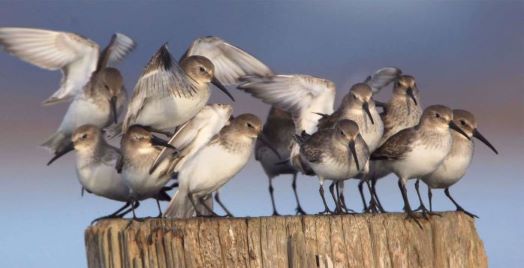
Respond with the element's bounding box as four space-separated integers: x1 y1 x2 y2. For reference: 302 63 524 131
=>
418 109 498 218
370 105 469 225
296 119 369 214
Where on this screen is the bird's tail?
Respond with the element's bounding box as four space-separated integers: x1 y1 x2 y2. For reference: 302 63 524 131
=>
41 131 70 153
163 189 195 219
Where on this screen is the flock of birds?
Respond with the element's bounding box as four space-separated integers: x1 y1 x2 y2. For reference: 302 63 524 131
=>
0 27 499 225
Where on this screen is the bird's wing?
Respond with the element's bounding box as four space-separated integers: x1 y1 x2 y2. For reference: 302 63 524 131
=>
365 67 402 94
97 33 136 71
0 27 99 104
182 36 273 85
370 127 416 160
149 104 232 174
101 144 121 167
239 75 336 134
122 44 199 131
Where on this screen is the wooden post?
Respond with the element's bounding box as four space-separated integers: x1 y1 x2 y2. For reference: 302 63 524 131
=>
85 212 487 268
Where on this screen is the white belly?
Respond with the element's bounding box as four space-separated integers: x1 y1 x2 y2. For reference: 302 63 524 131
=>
122 159 172 200
179 144 251 198
135 91 210 131
59 98 110 133
77 163 130 202
393 141 451 181
422 153 472 188
309 158 359 181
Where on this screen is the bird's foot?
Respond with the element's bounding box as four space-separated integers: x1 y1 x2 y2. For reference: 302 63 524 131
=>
405 210 423 229
90 214 122 225
295 206 307 215
456 207 479 219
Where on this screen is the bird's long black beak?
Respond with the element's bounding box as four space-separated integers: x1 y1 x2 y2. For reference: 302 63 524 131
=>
110 96 118 124
473 129 498 154
362 102 375 124
407 88 418 106
348 140 360 171
212 77 235 102
449 121 470 140
151 135 176 149
258 134 282 159
47 142 75 166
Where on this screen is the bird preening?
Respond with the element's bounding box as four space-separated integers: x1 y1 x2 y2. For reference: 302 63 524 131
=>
0 27 499 225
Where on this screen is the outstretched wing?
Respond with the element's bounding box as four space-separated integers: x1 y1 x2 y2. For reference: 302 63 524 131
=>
239 74 335 133
97 33 136 71
365 67 402 94
0 27 99 105
122 44 198 132
182 36 273 85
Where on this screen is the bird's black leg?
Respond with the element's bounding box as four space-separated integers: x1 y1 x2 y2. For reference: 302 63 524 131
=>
91 202 131 224
364 180 380 213
358 180 369 212
444 188 478 218
318 183 332 215
291 173 307 215
329 182 342 213
414 180 430 219
268 177 280 216
199 196 220 217
338 182 354 213
372 178 387 213
398 179 423 228
214 192 234 217
428 187 433 212
125 201 142 228
155 199 163 218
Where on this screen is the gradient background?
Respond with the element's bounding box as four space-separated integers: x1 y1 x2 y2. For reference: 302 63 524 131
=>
0 1 522 267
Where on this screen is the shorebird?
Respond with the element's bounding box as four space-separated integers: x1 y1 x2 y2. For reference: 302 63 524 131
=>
370 105 469 224
239 75 336 174
42 67 127 154
365 74 422 212
45 125 170 222
122 37 272 133
119 125 178 218
417 109 498 218
0 27 135 105
296 119 369 214
255 106 306 215
164 114 273 218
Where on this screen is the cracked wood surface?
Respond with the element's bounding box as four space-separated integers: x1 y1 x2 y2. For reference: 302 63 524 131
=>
85 212 487 268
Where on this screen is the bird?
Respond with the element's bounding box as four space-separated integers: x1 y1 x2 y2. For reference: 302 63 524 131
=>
42 67 127 154
255 106 306 215
0 27 135 105
238 74 336 174
163 114 272 218
122 37 272 134
45 124 170 222
119 125 178 218
370 105 470 225
364 67 403 95
365 73 422 212
296 119 369 214
417 109 498 218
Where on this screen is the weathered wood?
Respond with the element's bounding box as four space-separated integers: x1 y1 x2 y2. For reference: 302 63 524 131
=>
85 212 487 268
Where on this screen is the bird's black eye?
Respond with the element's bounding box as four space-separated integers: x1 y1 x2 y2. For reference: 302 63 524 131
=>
246 123 254 129
435 113 441 118
81 134 88 139
460 120 466 126
104 84 110 90
199 67 206 73
352 94 357 100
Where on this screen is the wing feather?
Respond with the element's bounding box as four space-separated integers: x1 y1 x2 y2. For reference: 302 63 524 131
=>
365 67 402 94
97 33 136 70
183 36 273 85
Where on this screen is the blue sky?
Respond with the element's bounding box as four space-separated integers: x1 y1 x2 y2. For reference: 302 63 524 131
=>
0 1 522 267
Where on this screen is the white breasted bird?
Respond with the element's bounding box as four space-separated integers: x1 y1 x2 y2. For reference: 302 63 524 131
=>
122 37 272 133
46 125 170 222
119 125 178 218
418 109 498 218
296 119 369 214
370 105 469 225
164 114 279 218
0 27 135 105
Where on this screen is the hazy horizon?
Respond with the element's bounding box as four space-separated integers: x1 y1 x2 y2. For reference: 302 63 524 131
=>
0 1 522 267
